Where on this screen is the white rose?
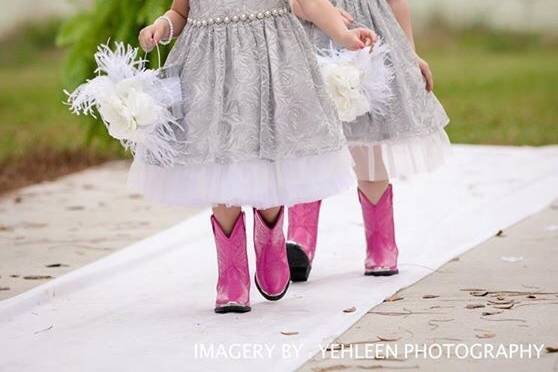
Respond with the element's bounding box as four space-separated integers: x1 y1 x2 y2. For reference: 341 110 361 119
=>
322 62 369 122
97 94 139 141
96 77 165 143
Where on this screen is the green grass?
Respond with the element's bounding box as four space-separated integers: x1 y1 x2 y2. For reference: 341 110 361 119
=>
0 21 122 162
420 26 558 145
0 22 557 166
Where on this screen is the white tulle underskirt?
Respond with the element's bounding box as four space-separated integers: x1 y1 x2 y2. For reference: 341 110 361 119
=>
350 129 452 181
127 149 356 209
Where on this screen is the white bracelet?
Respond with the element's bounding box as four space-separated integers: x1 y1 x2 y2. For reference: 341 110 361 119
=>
157 16 174 45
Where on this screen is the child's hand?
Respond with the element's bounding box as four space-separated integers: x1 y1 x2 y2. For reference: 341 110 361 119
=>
338 28 377 51
416 55 433 92
336 7 354 26
139 19 169 52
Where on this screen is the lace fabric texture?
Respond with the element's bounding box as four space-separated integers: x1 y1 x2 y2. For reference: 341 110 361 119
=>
303 0 450 144
139 0 346 167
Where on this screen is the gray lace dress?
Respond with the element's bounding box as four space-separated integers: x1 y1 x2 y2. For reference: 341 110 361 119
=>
304 0 451 181
128 0 356 208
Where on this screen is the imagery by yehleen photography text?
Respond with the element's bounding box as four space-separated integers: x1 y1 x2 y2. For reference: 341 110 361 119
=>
193 342 546 360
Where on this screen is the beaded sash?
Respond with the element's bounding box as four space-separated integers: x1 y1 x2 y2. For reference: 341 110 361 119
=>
188 6 290 27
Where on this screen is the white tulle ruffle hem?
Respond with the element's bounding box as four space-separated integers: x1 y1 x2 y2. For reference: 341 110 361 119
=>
128 149 356 209
350 129 452 181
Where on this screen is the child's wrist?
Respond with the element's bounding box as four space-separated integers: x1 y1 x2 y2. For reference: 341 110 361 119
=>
156 16 174 44
332 29 350 46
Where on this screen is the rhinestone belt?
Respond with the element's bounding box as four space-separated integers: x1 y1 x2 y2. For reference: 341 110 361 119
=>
188 6 290 27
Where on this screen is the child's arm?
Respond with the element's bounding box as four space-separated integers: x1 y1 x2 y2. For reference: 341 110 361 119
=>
386 0 433 91
292 1 353 26
139 0 190 52
292 0 376 50
386 0 415 50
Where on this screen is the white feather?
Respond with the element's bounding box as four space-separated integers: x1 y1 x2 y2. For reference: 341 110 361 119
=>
317 40 395 123
65 42 183 166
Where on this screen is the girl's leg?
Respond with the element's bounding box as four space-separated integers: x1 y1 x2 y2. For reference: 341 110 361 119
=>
351 144 399 275
257 206 282 226
253 206 290 301
211 205 251 313
357 180 389 204
212 205 242 236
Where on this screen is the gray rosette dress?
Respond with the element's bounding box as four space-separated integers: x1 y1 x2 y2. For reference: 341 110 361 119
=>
128 0 356 208
304 0 451 181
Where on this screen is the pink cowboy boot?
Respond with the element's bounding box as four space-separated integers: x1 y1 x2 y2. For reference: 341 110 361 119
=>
286 201 322 282
211 212 251 313
359 185 399 276
253 207 290 301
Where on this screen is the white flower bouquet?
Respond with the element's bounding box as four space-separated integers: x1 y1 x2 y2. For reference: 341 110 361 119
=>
65 42 183 166
317 40 394 123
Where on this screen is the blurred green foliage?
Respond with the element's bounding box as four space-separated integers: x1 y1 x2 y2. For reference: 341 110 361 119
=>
56 0 173 143
57 0 173 89
1 18 557 168
418 25 558 145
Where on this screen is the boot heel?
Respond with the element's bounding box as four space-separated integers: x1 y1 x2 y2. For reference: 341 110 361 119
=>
214 304 251 314
365 268 399 277
287 243 312 282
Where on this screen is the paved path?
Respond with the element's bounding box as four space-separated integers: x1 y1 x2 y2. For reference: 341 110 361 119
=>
1 145 557 372
301 201 558 371
0 161 194 300
1 146 557 372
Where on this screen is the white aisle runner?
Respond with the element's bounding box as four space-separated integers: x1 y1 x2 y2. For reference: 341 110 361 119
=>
1 145 558 372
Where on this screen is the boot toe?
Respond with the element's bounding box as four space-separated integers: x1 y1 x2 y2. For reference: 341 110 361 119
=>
255 274 290 301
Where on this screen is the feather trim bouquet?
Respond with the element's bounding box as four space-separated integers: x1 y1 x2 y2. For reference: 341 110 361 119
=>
317 40 394 123
65 42 183 166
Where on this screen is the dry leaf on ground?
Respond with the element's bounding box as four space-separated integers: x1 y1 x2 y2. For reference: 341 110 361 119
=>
488 299 514 305
471 291 489 297
465 304 485 309
377 335 401 342
482 311 503 316
66 206 85 211
384 294 404 302
422 295 439 299
23 275 53 280
493 304 514 310
476 332 496 339
280 331 299 336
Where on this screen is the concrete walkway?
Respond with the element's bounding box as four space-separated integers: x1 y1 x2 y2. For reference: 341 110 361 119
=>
301 201 558 371
1 156 557 371
0 161 195 300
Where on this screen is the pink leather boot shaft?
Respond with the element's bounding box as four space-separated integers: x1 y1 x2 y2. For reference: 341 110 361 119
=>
211 212 251 313
253 207 290 300
286 201 322 281
359 185 399 276
287 201 321 262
